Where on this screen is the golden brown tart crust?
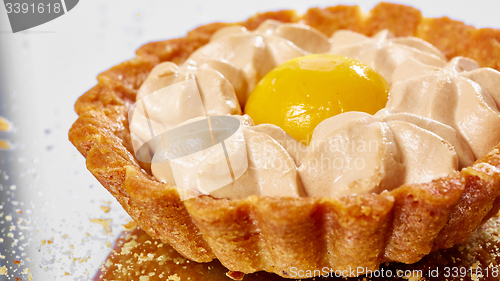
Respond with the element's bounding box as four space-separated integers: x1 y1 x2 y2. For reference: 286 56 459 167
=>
69 2 500 278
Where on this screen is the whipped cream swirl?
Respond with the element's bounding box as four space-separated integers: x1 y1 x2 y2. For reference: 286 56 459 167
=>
387 57 500 159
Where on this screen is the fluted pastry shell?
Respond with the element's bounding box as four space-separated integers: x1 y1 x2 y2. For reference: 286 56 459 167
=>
69 3 500 278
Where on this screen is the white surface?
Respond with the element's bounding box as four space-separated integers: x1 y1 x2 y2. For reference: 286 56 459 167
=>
0 1 499 280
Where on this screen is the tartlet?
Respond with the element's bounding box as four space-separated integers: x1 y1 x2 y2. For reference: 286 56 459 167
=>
69 2 500 278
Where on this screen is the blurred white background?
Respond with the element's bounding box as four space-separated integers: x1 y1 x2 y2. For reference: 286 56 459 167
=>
0 0 499 280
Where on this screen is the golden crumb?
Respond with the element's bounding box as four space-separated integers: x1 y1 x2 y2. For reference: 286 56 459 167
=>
105 259 113 268
72 256 90 264
0 266 7 275
90 219 113 235
64 272 70 276
167 274 180 281
121 240 138 255
0 117 10 132
0 140 11 150
100 206 111 213
173 257 185 265
226 271 245 280
122 220 137 231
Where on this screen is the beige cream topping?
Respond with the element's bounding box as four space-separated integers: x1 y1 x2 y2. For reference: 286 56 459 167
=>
129 22 500 199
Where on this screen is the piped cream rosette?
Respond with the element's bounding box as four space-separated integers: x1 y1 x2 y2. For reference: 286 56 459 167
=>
387 56 500 158
298 111 465 198
148 113 306 200
329 29 447 84
130 64 307 200
129 79 248 200
186 19 330 106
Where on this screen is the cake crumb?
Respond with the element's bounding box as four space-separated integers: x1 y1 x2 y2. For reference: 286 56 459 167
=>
122 220 137 231
89 218 113 235
72 256 90 264
100 201 111 213
226 271 245 280
167 274 180 281
0 140 11 150
121 240 138 255
100 206 111 213
173 257 185 265
0 266 7 275
0 116 10 131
